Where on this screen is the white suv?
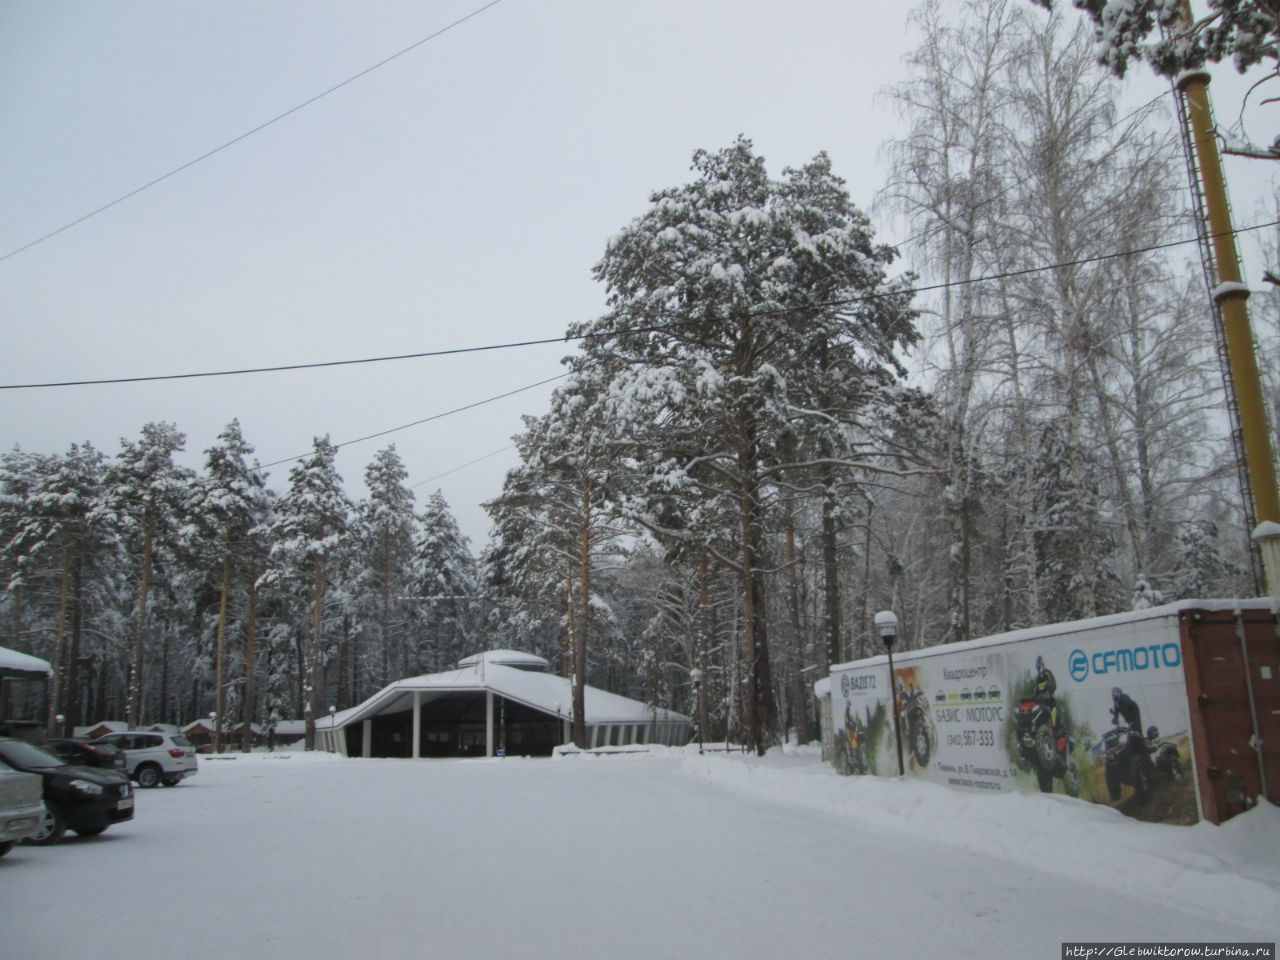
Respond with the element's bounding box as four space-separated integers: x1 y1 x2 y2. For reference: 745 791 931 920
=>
92 732 198 788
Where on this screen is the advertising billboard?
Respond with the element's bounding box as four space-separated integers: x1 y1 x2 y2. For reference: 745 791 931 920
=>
831 610 1200 824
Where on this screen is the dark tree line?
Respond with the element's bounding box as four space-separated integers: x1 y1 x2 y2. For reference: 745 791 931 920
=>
1 423 479 750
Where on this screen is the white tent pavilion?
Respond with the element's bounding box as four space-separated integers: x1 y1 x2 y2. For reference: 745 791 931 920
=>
316 650 690 758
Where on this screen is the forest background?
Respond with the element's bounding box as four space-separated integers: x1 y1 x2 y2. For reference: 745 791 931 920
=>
3 0 1279 752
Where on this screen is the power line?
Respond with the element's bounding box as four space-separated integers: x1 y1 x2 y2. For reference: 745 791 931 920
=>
0 0 506 266
3 217 1276 392
259 372 566 469
181 214 1280 482
0 336 571 390
410 445 517 489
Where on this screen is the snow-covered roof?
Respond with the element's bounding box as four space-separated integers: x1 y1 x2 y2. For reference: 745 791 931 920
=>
74 720 129 737
323 655 687 730
181 719 261 734
0 645 52 678
831 598 1280 672
456 649 550 671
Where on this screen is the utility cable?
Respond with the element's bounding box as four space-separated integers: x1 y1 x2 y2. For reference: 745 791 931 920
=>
0 0 506 265
258 371 567 469
410 445 516 489
3 216 1276 392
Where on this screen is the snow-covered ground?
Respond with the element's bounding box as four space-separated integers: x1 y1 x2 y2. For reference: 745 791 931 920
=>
3 745 1276 959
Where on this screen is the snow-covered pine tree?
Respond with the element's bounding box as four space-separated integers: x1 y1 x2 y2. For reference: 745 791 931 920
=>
6 443 121 730
1035 1 1280 158
267 437 350 750
352 446 416 696
1 448 55 654
198 420 272 750
110 423 193 728
574 137 916 752
485 368 627 746
412 490 478 676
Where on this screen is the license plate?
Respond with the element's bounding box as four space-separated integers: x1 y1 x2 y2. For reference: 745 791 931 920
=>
117 796 134 811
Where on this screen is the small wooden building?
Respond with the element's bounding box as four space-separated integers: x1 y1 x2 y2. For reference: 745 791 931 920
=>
0 645 51 723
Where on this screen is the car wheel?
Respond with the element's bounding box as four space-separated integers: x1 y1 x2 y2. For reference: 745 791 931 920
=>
136 764 162 788
0 840 13 858
74 825 107 837
27 801 67 846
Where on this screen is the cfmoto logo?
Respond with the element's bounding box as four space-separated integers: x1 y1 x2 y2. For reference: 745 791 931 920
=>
1066 644 1180 682
1068 649 1089 682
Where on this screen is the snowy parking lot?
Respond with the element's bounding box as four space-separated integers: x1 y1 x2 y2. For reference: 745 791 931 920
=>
2 746 1276 960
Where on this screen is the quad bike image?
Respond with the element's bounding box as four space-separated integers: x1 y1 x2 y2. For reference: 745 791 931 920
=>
1101 723 1159 803
839 705 869 775
1146 726 1183 781
841 727 868 775
1013 698 1080 796
900 687 934 768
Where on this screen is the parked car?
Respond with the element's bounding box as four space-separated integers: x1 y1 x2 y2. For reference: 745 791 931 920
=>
0 737 133 845
45 738 128 773
91 731 198 788
0 757 45 856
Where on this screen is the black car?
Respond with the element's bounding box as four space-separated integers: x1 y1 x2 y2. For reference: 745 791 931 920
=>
0 737 134 845
45 738 128 773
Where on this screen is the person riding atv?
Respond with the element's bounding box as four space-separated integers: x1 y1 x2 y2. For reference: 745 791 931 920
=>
1111 687 1142 732
1033 655 1059 744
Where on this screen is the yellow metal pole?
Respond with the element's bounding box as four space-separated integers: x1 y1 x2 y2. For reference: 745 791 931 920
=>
1175 21 1280 595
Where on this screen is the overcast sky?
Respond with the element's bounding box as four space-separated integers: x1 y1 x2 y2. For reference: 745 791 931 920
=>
2 0 1274 549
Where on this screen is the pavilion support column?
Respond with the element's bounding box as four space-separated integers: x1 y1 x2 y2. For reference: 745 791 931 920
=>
485 691 494 758
412 690 421 759
362 718 372 758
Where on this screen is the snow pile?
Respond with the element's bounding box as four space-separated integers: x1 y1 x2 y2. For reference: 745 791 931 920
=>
674 744 1280 929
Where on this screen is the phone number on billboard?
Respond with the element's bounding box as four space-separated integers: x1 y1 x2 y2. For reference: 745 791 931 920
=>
947 729 996 748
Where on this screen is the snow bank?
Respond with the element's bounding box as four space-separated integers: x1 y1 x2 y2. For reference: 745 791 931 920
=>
675 745 1280 929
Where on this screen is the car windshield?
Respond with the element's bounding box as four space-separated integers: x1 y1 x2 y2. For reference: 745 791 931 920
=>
173 735 193 748
0 739 66 770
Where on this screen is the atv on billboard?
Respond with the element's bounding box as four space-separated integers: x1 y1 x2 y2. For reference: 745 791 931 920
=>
829 603 1224 825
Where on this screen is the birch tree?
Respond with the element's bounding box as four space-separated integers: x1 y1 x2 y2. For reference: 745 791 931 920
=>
880 0 1023 642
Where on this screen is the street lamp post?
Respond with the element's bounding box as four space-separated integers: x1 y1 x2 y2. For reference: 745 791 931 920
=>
690 668 704 754
210 711 218 755
874 610 905 776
